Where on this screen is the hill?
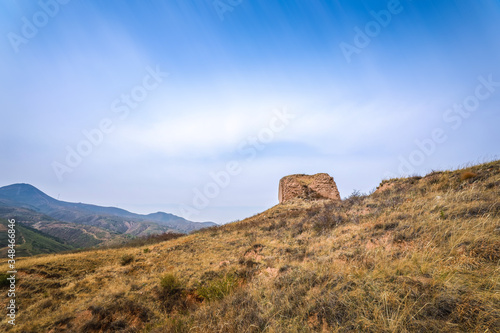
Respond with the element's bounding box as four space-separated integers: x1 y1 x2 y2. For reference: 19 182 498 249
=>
0 219 73 257
0 184 217 250
0 160 498 332
0 204 120 248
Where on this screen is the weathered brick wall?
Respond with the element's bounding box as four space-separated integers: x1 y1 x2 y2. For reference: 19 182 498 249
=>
278 173 341 203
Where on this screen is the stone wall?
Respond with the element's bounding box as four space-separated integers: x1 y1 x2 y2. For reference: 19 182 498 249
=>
278 173 341 203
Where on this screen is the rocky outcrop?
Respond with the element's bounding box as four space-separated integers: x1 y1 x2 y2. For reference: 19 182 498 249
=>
278 173 341 203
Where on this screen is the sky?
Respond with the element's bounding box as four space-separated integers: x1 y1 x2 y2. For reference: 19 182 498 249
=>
0 0 499 224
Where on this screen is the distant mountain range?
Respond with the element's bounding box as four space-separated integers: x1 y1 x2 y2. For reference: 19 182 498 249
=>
0 184 216 253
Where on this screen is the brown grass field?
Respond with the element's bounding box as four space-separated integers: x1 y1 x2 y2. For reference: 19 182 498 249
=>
1 160 499 332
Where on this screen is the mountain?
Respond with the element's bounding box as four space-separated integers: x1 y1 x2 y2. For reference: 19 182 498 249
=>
145 211 216 231
0 218 73 256
0 202 120 248
0 184 217 249
0 160 498 332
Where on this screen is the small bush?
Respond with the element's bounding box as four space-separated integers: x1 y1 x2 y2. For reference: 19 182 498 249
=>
0 273 10 288
39 299 54 310
160 274 183 295
374 221 399 231
197 273 239 301
120 254 134 266
468 239 500 262
344 190 367 207
312 214 344 234
158 274 185 312
393 226 421 243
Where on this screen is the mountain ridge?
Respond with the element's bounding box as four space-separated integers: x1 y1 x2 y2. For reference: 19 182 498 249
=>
0 184 217 250
0 183 215 229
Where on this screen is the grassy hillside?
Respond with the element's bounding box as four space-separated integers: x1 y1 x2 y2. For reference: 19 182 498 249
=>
0 219 73 257
0 160 498 332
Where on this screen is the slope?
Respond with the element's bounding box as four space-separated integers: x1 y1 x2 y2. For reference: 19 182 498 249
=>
0 160 498 332
0 219 73 257
0 204 123 249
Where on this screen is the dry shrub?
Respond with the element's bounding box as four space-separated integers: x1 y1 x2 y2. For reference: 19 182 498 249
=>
344 189 367 207
81 297 151 332
468 238 500 262
374 221 399 231
393 226 421 243
312 214 345 235
460 171 478 181
158 274 185 312
120 254 134 266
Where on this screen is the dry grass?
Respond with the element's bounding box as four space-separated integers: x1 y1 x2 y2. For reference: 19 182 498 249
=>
460 171 478 181
1 160 499 332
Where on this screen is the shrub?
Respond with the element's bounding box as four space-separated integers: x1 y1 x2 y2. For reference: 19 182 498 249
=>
312 214 344 234
197 273 239 301
374 221 399 231
160 274 183 295
120 254 134 266
158 274 185 312
468 238 500 262
0 273 10 288
344 189 367 207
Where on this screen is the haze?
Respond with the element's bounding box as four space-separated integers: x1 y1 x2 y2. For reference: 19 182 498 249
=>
1 0 499 223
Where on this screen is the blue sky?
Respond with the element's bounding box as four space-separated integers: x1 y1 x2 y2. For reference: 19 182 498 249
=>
1 0 499 223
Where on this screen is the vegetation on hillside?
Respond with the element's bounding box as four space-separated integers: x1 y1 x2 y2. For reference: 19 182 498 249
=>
0 160 498 332
0 184 216 241
0 219 73 257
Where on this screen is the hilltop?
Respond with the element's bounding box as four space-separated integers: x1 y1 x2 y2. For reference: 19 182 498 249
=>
0 160 499 332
